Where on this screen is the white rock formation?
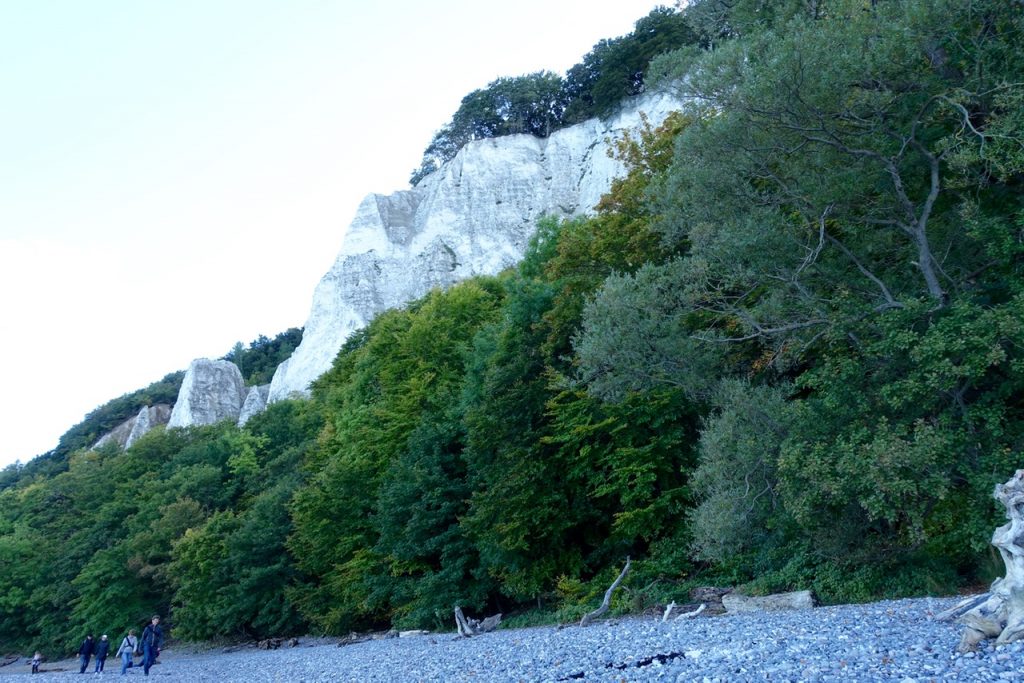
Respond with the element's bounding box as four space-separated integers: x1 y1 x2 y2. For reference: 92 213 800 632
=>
168 359 247 428
92 419 136 451
238 385 270 427
269 90 684 401
126 404 171 448
92 404 172 450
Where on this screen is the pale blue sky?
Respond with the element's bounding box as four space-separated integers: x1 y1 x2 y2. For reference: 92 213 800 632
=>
0 0 661 466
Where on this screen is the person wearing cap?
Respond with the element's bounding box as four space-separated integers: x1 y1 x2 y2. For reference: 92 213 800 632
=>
94 634 110 673
140 616 163 676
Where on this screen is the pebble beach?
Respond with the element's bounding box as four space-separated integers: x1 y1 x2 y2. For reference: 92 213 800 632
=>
4 597 1022 682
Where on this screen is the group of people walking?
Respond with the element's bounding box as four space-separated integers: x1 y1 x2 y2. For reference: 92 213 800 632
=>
73 616 163 676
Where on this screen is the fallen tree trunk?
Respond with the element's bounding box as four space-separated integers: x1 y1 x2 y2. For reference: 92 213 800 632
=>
454 606 502 637
580 557 631 627
943 469 1024 651
722 590 816 613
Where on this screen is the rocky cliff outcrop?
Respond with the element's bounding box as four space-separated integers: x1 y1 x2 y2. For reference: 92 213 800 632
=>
268 90 684 401
127 404 172 447
238 385 270 427
167 359 247 428
92 404 172 450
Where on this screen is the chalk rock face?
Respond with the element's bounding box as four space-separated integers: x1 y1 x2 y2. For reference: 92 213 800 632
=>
238 385 270 427
92 404 172 450
126 404 172 448
93 419 136 451
269 90 684 401
168 359 247 428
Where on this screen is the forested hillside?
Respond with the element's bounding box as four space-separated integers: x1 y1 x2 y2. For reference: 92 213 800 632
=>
2 0 1023 657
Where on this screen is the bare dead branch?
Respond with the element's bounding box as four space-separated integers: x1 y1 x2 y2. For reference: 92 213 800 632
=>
825 234 902 308
580 558 632 627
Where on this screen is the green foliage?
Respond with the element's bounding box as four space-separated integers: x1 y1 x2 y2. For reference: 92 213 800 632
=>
546 387 697 555
372 420 488 629
565 6 699 122
411 7 701 183
575 0 1024 596
223 328 303 386
689 381 794 564
779 297 1024 563
460 279 583 600
288 280 505 631
411 72 565 184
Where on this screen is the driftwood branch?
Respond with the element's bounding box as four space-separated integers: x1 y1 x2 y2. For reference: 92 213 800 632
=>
945 470 1024 651
454 606 502 637
662 601 706 623
675 603 706 621
580 557 631 627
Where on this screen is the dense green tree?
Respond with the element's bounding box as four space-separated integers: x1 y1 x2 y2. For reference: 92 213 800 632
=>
563 7 700 122
412 7 701 183
170 400 320 640
688 380 795 564
288 281 504 631
575 0 1024 593
586 7 699 118
371 419 489 628
223 328 303 386
410 72 565 185
460 279 584 600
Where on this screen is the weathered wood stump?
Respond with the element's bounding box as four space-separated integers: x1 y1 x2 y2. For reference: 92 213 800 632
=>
454 606 501 637
258 637 299 649
690 586 731 615
939 469 1024 651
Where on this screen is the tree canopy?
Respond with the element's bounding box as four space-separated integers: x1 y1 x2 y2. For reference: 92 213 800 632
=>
410 7 700 185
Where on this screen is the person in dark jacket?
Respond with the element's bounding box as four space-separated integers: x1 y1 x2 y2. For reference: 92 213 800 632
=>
94 634 110 673
140 616 163 676
77 634 94 674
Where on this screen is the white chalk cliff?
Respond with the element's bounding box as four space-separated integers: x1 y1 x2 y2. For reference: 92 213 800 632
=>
238 385 270 427
268 90 684 401
92 404 172 451
168 359 247 428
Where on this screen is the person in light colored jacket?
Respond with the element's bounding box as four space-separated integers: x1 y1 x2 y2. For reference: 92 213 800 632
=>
115 630 138 675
